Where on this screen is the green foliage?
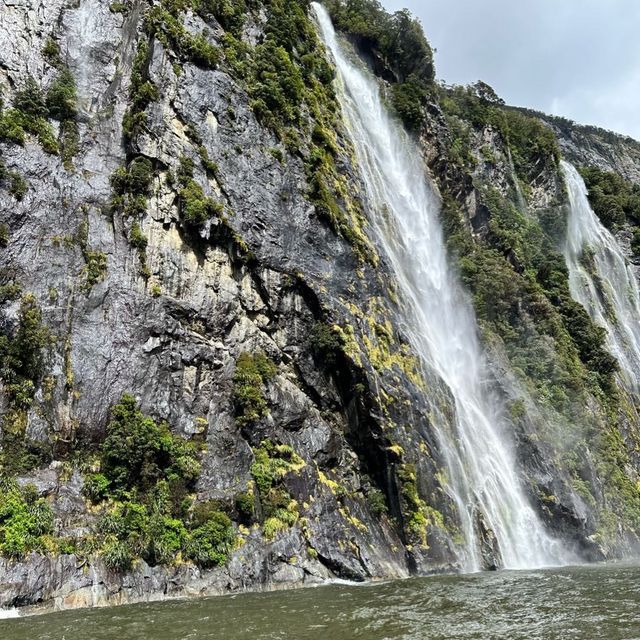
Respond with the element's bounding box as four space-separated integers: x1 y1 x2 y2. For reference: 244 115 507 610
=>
180 180 223 225
129 222 148 251
0 294 50 409
83 473 111 502
46 68 77 121
325 0 434 130
397 464 444 546
13 77 48 119
232 352 277 426
0 161 28 200
126 157 154 195
42 37 62 67
251 42 305 129
439 83 560 182
197 0 247 37
145 3 221 69
85 396 233 571
454 187 617 398
326 0 435 84
390 78 427 131
109 1 131 14
110 157 154 252
0 223 8 247
102 539 134 571
251 441 303 496
0 107 58 155
309 322 343 366
0 69 77 159
0 108 26 145
122 40 158 145
579 165 640 235
366 487 388 516
0 478 54 558
184 511 235 567
250 441 303 539
101 394 201 495
174 154 224 226
235 490 255 524
60 120 80 170
83 250 108 288
208 0 376 263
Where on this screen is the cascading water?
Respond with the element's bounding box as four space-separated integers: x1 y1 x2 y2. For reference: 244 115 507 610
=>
562 161 640 392
312 3 567 571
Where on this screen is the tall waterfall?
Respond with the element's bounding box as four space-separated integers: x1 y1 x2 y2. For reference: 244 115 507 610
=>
312 3 566 571
562 161 640 392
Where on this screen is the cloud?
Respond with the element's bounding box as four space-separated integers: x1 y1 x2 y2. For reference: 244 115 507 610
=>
380 0 640 140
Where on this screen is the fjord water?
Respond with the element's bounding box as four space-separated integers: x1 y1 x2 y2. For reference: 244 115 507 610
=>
4 564 640 639
562 161 640 391
312 3 565 570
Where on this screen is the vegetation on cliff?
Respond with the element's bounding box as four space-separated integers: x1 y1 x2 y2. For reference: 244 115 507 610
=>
2 0 640 584
579 166 640 257
325 0 640 542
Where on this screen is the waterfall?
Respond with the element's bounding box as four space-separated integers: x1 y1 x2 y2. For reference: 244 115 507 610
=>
312 3 567 571
562 161 640 392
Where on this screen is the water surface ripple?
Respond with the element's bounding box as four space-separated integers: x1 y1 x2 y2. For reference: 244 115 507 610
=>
2 564 639 639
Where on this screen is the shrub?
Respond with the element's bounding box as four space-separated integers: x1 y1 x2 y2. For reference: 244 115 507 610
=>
0 294 50 395
127 157 153 195
145 7 221 69
100 394 201 496
0 223 8 247
326 0 435 84
60 120 80 169
232 352 277 426
14 77 48 119
184 511 235 567
46 67 77 121
0 108 58 154
250 441 304 497
129 222 148 251
366 487 388 516
175 156 223 225
7 172 27 200
309 322 343 366
109 1 131 14
0 109 26 145
42 38 62 67
391 78 427 131
249 441 303 540
197 0 247 36
179 179 223 225
83 473 111 502
235 490 255 524
0 478 54 559
83 250 108 288
579 165 640 232
102 539 134 571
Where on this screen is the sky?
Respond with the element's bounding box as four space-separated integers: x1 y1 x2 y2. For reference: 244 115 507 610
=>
381 0 640 140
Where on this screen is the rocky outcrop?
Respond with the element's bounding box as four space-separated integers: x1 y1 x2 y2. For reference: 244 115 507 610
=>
0 0 450 612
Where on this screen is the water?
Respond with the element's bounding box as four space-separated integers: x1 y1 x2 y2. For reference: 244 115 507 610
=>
3 564 640 639
562 161 640 392
312 3 565 570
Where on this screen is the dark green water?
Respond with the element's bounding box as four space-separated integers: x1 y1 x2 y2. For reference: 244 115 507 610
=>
2 563 640 639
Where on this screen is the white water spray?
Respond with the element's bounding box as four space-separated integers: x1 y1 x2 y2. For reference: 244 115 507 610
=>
562 161 640 392
312 3 567 571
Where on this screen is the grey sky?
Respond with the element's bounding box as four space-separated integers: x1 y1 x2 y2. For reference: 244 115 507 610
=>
381 0 640 140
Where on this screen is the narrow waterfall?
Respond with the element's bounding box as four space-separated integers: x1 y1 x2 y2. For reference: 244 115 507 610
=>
562 161 640 392
312 3 566 571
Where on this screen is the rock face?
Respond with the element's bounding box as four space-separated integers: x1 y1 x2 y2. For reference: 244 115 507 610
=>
0 0 639 614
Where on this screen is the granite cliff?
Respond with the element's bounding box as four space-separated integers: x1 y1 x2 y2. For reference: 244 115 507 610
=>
0 0 639 613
